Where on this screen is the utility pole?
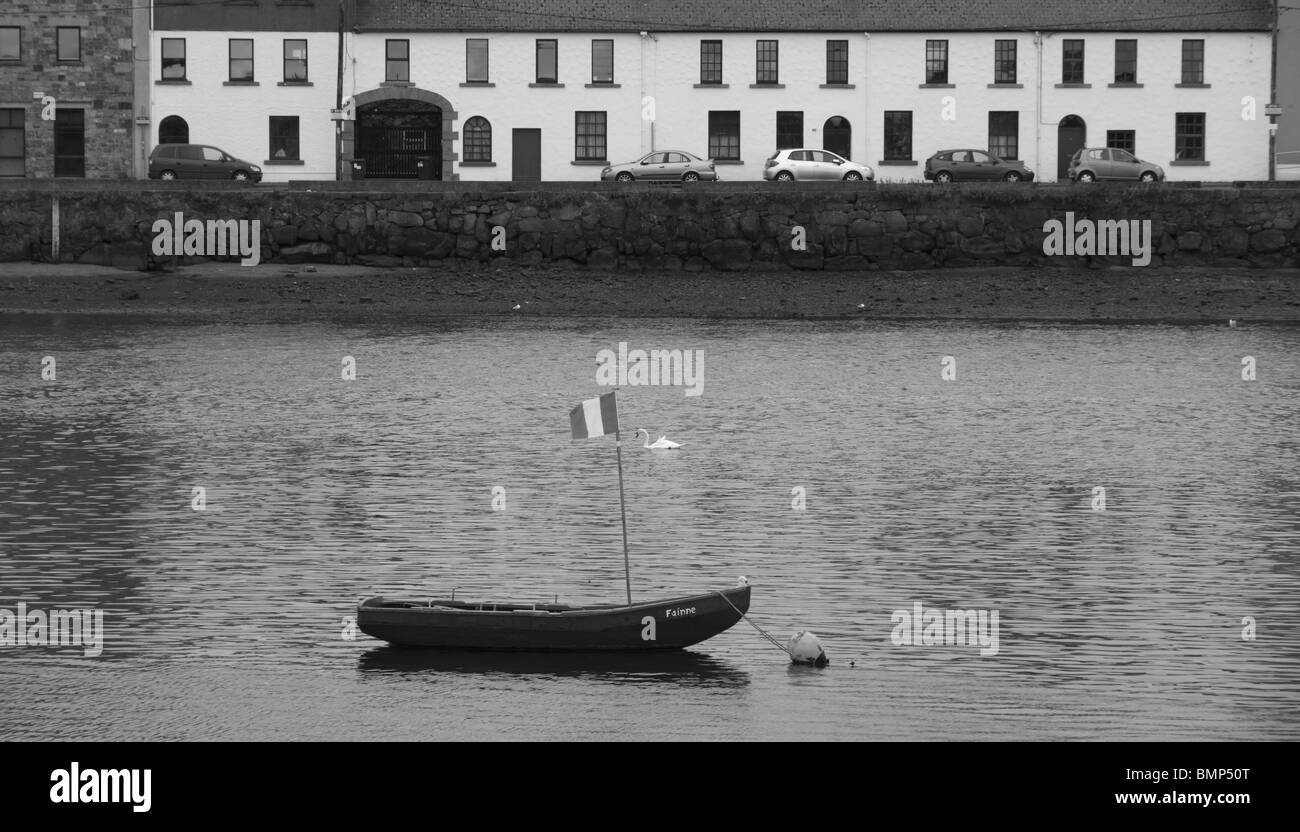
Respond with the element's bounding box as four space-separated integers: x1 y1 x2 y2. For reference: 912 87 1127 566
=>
1270 0 1279 181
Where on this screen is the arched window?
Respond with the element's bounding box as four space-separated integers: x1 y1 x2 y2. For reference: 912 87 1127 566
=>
159 115 189 144
463 116 491 162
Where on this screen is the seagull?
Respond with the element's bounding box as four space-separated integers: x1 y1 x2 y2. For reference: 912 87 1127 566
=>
633 428 682 449
1229 319 1237 327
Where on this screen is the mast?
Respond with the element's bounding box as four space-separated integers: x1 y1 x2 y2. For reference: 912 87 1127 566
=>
614 416 632 605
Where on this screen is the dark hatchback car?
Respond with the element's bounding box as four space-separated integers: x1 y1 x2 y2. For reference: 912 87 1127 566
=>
924 149 1034 182
148 144 263 182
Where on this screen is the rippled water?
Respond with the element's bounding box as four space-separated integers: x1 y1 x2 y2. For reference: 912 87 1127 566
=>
1 315 1298 740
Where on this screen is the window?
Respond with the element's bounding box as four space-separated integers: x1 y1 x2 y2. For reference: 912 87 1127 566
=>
0 108 23 177
229 39 254 82
756 40 778 84
466 38 488 83
463 116 491 162
161 38 186 80
574 111 606 161
536 39 558 84
994 39 1016 84
883 111 913 161
826 40 848 84
386 39 409 82
988 111 1019 159
1062 39 1084 84
269 116 299 160
56 27 80 62
284 39 307 82
708 111 740 160
925 40 948 84
0 27 19 61
1114 40 1137 83
1175 112 1205 160
1181 39 1204 84
700 40 722 84
592 39 613 84
776 111 802 150
1106 130 1135 154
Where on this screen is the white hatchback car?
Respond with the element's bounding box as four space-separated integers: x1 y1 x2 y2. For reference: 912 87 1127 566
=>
763 149 874 182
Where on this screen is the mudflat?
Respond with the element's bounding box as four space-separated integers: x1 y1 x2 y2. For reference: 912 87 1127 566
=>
2 261 1297 322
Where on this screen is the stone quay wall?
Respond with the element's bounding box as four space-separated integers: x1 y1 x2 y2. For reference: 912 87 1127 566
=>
0 182 1297 271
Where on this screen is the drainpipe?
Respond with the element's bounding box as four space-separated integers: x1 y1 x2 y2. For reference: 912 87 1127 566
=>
862 32 869 168
1034 31 1043 181
640 31 649 153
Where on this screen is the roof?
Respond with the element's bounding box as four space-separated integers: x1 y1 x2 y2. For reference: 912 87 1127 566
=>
355 0 1275 33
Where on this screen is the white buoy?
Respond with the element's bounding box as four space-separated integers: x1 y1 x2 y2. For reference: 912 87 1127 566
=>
788 631 829 667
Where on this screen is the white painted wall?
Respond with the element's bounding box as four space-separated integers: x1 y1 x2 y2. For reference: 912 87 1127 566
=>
867 31 1272 181
151 31 339 181
151 28 1272 183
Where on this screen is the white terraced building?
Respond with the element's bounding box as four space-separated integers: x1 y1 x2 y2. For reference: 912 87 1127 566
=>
147 0 1277 183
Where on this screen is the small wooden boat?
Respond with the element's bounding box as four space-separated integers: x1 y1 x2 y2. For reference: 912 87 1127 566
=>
357 584 750 651
356 391 752 653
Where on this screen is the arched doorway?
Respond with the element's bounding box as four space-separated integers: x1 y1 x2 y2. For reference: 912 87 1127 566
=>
356 99 441 179
158 115 188 144
1057 115 1086 180
823 116 851 160
343 88 458 181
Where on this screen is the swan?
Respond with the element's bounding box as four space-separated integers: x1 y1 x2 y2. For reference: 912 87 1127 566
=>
633 428 682 449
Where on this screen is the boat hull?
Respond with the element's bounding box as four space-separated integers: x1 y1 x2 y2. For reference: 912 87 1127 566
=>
356 585 751 651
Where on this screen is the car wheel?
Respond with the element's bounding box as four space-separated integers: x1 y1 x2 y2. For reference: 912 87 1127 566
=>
843 171 863 181
616 172 634 182
682 171 700 182
1076 171 1095 183
1139 171 1158 182
775 171 795 181
232 170 250 182
934 171 953 183
159 170 177 181
1003 171 1022 182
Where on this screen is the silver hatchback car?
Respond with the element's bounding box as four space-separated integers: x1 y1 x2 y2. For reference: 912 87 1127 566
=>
763 149 874 182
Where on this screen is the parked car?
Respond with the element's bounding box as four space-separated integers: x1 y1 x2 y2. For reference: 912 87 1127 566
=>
924 149 1034 182
148 144 263 182
601 150 718 182
1067 148 1164 182
763 149 874 181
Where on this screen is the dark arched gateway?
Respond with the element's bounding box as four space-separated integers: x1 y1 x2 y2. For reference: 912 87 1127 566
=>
355 98 442 179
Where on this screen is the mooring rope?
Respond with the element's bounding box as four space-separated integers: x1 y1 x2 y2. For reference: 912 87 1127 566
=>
716 591 791 656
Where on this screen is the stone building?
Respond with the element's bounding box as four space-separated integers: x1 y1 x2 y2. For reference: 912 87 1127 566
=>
148 0 1277 183
0 0 151 178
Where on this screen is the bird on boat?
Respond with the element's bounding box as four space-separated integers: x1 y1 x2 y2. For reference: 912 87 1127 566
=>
633 428 682 449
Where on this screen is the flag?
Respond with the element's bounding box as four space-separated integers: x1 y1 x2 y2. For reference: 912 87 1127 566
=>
570 391 619 440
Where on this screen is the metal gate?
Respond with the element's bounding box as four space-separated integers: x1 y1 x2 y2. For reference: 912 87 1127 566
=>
356 126 437 178
355 99 442 180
